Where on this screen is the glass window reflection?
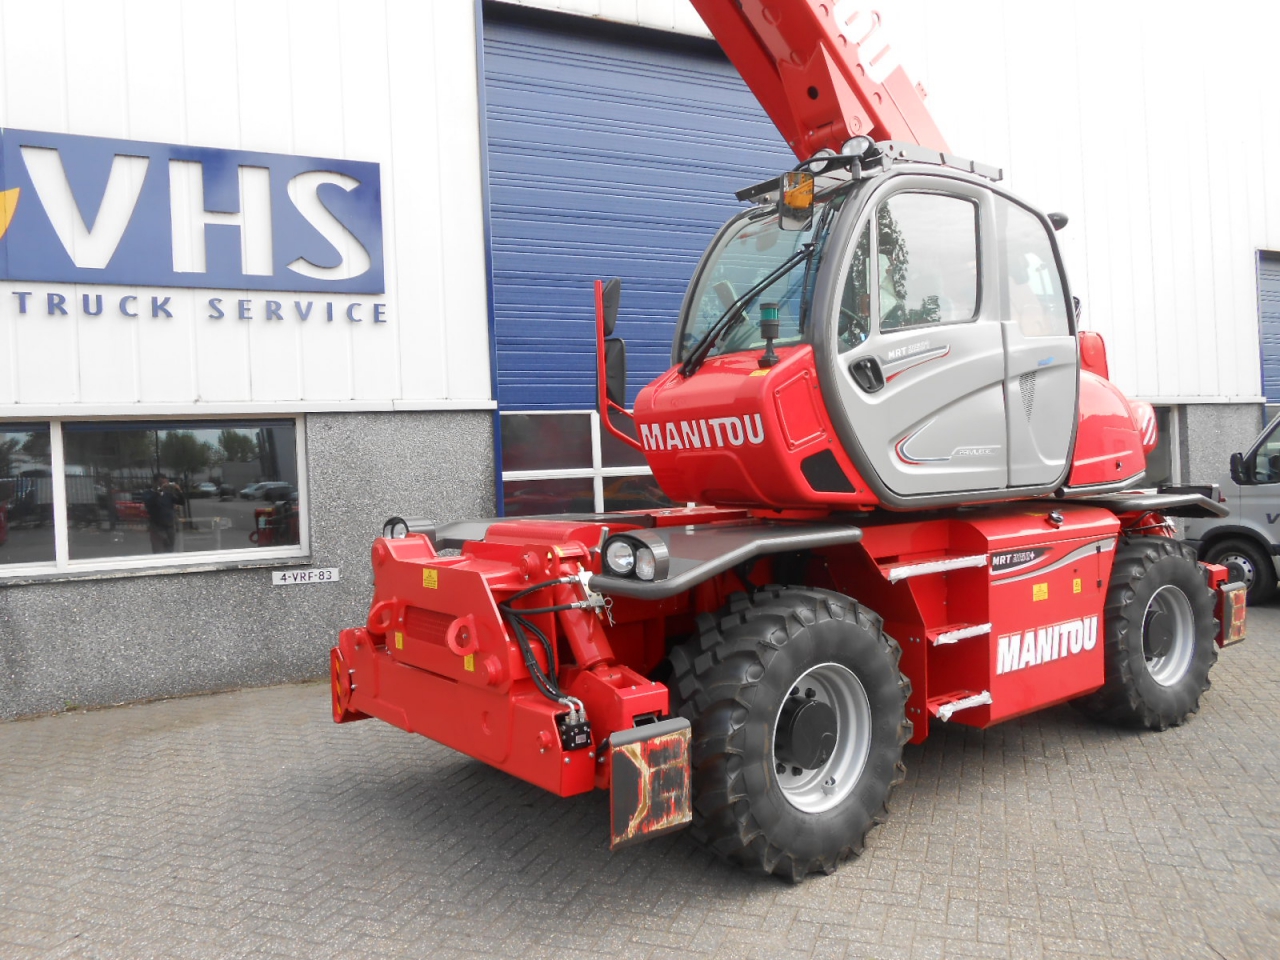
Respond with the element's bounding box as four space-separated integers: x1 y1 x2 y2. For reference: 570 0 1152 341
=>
63 421 300 560
0 424 55 566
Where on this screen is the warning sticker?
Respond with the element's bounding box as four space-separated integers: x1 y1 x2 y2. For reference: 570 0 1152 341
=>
423 569 438 589
1033 582 1049 602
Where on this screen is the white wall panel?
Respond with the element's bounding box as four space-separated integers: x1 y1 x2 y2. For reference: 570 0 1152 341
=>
3 0 1278 416
863 0 1280 403
0 0 494 417
433 0 492 402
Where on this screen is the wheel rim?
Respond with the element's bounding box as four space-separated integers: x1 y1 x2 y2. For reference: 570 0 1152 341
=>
1216 550 1256 590
1142 584 1195 687
772 662 872 814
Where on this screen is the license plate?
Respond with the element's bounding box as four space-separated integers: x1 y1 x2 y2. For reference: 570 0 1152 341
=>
609 717 692 851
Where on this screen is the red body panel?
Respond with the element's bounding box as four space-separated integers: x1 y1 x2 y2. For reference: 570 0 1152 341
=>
334 502 1144 792
636 346 876 509
637 345 1150 509
1068 371 1147 488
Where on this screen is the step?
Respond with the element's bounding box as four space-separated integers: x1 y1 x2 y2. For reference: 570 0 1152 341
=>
927 622 992 646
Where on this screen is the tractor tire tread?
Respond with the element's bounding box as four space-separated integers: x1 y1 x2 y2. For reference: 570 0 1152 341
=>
1072 536 1217 730
668 585 911 882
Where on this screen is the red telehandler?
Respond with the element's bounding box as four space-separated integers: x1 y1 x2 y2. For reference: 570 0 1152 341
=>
332 2 1247 880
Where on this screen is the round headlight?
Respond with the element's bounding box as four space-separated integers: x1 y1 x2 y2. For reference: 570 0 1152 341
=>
605 539 636 576
634 546 657 581
841 135 872 157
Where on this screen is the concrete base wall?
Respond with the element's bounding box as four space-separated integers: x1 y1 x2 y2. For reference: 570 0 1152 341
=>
0 411 494 720
1178 403 1266 486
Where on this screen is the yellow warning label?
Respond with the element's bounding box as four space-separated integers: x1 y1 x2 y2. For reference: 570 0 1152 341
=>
423 568 438 589
464 654 475 672
395 631 403 650
749 369 768 377
1033 582 1049 602
1073 578 1082 594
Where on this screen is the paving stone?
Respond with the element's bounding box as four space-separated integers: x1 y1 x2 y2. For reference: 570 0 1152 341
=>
2 608 1279 959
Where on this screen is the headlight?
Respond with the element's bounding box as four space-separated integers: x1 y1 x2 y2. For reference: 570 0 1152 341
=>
601 532 670 582
635 546 656 581
605 538 636 575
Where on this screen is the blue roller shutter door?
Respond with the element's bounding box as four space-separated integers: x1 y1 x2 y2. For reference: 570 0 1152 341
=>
481 14 793 411
1260 253 1280 403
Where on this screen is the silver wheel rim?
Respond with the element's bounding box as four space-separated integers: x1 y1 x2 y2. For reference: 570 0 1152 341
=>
1143 584 1195 687
772 662 872 814
1217 550 1256 590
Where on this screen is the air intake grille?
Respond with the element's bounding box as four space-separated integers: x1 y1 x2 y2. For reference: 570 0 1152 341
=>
1019 372 1036 421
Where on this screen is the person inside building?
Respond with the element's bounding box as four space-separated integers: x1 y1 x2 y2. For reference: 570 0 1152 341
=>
143 473 185 553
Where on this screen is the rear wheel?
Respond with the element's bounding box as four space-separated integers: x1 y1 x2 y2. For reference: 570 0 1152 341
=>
1204 537 1275 605
1073 537 1217 730
667 586 911 882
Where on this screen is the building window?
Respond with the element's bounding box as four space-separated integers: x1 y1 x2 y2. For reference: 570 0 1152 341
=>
0 418 307 578
499 411 670 516
0 423 56 567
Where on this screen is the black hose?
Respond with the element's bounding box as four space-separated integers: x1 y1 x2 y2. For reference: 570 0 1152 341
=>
498 577 577 705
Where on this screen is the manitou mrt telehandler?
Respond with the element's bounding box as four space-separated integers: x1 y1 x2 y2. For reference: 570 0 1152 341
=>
332 1 1247 880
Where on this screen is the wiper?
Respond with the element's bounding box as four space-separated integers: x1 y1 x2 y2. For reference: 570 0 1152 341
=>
680 243 814 377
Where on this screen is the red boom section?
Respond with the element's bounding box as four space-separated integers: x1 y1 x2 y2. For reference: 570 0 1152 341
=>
689 0 948 159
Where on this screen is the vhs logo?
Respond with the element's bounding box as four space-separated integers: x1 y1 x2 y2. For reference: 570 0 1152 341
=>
0 128 383 294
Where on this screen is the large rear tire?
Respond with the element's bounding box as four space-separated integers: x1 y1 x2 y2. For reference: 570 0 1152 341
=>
1073 537 1217 730
667 586 911 882
1203 536 1276 605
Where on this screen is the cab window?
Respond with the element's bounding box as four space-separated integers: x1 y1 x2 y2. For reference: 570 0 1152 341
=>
998 197 1069 337
875 193 979 332
838 223 872 351
1254 424 1280 483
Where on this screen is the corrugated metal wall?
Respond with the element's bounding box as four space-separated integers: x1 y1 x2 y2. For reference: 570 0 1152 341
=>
481 9 793 410
509 0 1280 405
0 0 493 413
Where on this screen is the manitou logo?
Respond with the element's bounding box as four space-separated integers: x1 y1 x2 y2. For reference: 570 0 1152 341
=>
996 616 1098 675
639 414 765 452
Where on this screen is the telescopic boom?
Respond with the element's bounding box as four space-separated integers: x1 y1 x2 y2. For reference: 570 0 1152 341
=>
688 0 948 158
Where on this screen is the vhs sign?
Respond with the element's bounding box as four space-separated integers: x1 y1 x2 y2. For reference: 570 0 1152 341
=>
0 129 383 293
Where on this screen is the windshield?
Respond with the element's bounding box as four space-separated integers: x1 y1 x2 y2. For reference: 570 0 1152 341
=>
679 191 846 362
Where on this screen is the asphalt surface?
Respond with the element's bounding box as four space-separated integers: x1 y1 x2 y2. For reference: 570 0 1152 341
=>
1 608 1278 960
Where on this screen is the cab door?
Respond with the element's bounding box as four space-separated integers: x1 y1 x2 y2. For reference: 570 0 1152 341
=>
829 178 1008 497
996 197 1077 487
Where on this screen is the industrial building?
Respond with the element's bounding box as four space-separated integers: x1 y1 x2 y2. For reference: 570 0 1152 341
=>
1 0 1276 718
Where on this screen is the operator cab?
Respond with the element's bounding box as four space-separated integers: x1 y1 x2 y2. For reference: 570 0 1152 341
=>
669 141 1079 508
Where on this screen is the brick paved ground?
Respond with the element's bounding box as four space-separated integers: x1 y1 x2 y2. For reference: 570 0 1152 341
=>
1 609 1278 960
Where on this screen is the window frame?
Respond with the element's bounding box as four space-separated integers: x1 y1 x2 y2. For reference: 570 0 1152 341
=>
498 409 664 514
0 415 309 581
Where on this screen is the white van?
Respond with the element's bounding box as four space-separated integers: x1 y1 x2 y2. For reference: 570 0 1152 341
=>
1184 414 1280 603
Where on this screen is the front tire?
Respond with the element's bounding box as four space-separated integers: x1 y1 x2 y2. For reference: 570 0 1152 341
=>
1204 536 1276 605
667 586 911 882
1074 537 1217 730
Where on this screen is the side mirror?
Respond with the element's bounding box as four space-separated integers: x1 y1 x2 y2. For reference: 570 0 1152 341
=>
778 171 814 231
1229 451 1248 485
602 277 621 337
604 338 627 407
